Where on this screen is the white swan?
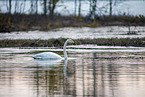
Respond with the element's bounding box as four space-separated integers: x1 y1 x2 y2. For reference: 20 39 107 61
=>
32 39 75 59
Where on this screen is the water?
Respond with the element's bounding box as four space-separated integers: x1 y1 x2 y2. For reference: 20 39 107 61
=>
0 26 145 40
0 45 145 97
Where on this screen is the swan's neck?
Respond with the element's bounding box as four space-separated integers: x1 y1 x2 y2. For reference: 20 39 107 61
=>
63 41 68 59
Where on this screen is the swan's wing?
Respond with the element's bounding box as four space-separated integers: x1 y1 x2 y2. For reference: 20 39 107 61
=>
33 52 62 59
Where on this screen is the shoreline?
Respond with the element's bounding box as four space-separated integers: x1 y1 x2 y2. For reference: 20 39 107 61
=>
0 38 145 47
0 14 145 47
0 14 145 32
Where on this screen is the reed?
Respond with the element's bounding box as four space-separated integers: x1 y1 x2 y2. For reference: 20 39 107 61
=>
0 38 144 47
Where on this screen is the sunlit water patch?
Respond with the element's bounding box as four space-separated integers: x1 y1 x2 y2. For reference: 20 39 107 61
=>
0 45 145 97
0 26 145 40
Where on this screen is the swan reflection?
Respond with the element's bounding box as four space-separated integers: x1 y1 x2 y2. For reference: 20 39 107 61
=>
33 58 63 69
34 58 71 78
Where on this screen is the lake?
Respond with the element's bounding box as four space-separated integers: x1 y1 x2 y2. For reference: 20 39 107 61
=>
0 45 145 97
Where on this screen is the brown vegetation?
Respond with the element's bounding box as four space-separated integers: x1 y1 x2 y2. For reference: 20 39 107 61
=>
0 13 145 32
0 38 145 47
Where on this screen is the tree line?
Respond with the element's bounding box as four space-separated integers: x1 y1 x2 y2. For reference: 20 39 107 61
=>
2 0 138 18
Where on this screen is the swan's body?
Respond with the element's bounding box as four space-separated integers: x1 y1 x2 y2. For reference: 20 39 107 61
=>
33 52 62 59
32 39 75 59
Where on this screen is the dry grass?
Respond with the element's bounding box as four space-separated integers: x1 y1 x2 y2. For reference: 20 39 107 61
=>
0 38 145 47
0 13 145 32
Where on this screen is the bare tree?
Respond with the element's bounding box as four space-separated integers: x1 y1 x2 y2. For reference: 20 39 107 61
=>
74 0 77 16
109 0 123 17
30 0 34 14
14 0 18 13
14 0 26 14
89 0 97 20
78 0 81 17
35 0 38 14
9 0 11 14
48 0 59 15
44 0 47 15
19 1 24 14
109 0 112 17
22 0 26 14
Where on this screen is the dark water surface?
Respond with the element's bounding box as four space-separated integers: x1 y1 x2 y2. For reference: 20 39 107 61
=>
0 45 145 97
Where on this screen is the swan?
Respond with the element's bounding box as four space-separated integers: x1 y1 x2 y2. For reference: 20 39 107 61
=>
32 39 75 59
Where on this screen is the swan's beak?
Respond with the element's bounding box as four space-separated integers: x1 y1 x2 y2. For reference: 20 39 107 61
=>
71 40 76 45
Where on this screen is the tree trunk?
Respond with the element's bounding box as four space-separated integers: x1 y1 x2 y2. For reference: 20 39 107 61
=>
44 0 47 15
110 0 112 17
89 0 91 14
48 0 59 16
23 0 26 13
35 0 38 14
78 0 81 17
14 0 18 14
89 0 97 20
9 0 11 14
30 0 34 14
92 0 97 17
74 0 77 16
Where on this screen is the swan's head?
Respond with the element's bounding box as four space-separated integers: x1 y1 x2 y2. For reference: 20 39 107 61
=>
67 39 76 45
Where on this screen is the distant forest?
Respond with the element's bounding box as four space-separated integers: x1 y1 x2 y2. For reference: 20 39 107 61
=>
1 0 144 18
0 0 145 32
